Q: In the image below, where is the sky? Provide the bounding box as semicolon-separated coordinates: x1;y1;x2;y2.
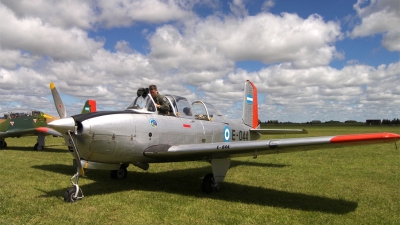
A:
0;0;399;123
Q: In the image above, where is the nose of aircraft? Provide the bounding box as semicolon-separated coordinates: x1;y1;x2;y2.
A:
48;117;75;134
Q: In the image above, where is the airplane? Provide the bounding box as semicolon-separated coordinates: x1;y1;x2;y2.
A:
0;83;96;150
47;81;400;202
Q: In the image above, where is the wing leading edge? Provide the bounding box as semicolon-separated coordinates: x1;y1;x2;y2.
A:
0;127;62;138
143;132;400;162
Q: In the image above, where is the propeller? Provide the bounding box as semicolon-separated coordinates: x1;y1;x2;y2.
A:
49;82;85;178
50;82;67;118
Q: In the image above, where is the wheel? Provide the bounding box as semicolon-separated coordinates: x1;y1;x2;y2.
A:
110;167;127;179
0;141;6;149
34;143;43;150
64;187;82;202
201;173;219;193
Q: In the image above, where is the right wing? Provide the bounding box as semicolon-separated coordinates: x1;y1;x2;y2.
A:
143;132;400;162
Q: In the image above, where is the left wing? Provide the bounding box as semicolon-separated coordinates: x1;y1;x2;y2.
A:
144;132;400;162
0;127;62;138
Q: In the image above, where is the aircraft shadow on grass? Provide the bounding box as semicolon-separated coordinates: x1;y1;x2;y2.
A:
34;164;357;214
230;160;288;168
4;145;67;153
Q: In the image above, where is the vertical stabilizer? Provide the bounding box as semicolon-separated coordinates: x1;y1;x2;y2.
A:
81;100;97;113
242;80;259;128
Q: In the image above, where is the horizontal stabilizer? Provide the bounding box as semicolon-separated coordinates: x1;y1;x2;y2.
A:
250;128;308;134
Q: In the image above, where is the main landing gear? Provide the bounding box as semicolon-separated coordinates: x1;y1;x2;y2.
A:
110;164;129;179
33;143;43;150
201;158;231;194
0;140;7;149
201;173;219;193
34;133;45;150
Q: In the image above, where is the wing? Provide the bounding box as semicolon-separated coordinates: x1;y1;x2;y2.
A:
143;132;400;162
0;127;62;138
250;128;308;134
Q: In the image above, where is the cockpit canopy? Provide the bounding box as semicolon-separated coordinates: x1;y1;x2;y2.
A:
126;87;227;122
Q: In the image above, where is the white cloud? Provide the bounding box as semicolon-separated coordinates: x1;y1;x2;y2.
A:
214;61;400;121
261;0;275;12
0;49;40;69
95;0;194;28
1;0;95;29
149;25;234;84
0;4;104;61
115;41;134;54
229;0;248;17
351;0;400;51
149;12;343;72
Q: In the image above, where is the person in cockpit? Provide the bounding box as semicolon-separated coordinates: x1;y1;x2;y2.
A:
149;84;170;115
183;107;192;116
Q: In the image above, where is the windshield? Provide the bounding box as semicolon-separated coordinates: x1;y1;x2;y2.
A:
126;95;157;113
168;95;192;118
192;101;227;122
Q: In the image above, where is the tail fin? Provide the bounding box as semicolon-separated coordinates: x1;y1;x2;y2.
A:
81;100;96;113
242;80;259;129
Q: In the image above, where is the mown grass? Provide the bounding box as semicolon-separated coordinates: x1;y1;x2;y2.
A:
0;125;399;224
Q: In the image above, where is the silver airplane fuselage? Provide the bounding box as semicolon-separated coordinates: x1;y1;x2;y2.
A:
64;111;260;164
52;93;261;165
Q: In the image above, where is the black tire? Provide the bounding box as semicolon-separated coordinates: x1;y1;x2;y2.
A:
110;167;128;179
34;143;43;151
201;173;215;193
0;141;6;149
64;187;82;202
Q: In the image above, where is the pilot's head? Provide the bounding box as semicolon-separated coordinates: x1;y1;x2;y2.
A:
149;85;158;98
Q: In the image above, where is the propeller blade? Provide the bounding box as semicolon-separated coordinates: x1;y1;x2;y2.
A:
50;82;67;118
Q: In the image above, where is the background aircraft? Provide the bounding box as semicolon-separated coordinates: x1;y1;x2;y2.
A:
0;83;96;150
48;81;400;202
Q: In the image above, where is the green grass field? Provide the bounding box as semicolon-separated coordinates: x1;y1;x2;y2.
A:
0;125;399;224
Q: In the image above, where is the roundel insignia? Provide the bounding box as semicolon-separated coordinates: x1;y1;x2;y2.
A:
223;126;231;142
149;118;158;128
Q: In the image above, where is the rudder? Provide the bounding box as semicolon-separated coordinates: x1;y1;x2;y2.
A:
242;80;259;129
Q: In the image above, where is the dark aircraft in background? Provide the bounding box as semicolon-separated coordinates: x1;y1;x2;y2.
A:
0;83;96;150
48;81;400;202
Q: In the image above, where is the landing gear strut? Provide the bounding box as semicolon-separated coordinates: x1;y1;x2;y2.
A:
34;133;45;150
64;169;84;202
201;158;231;193
64;131;84;202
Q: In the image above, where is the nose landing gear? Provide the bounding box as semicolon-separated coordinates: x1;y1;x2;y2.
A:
64;170;84;202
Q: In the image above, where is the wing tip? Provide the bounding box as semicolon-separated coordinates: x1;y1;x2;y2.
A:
50;82;55;90
330;132;400;143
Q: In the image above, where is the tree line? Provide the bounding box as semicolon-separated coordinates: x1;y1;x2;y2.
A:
382;118;400;125
263;118;399;125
